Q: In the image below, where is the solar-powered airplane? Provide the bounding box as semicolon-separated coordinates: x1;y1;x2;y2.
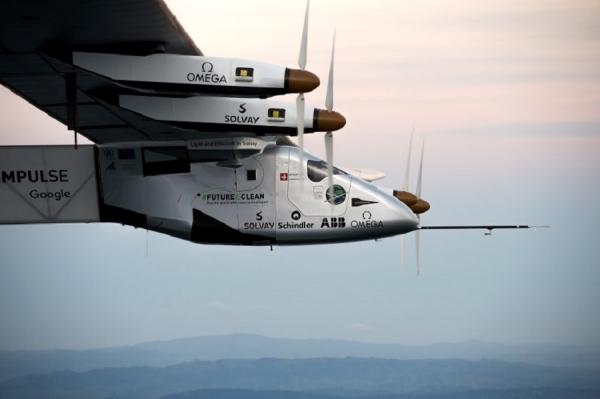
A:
0;0;541;271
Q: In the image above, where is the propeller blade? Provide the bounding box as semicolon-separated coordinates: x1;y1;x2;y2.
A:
414;139;425;276
323;31;336;213
403;130;414;191
325;31;336;111
296;93;305;151
400;128;414;271
415;228;421;276
296;0;309;172
416;139;425;198
400;235;405;269
298;0;310;70
325;131;334;190
325;132;334;214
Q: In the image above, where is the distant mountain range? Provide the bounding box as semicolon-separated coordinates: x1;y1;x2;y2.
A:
160;388;600;399
1;358;599;399
1;334;599;382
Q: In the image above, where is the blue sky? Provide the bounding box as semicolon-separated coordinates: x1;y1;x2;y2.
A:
0;0;599;350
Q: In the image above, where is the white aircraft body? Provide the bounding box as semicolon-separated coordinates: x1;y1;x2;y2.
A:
0;140;417;245
0;0;538;259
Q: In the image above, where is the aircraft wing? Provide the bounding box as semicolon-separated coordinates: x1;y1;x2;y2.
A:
0;0;207;143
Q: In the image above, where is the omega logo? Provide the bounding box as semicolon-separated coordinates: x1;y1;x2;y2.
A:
186;60;227;84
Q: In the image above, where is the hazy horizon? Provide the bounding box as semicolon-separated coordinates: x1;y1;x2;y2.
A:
5;331;600;353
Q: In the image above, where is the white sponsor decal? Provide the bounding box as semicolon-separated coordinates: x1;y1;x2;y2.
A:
243;222;275;230
200;192;268;205
1;169;69;184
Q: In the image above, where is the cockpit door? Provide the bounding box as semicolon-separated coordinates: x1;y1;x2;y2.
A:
286;150;351;217
233;153;276;233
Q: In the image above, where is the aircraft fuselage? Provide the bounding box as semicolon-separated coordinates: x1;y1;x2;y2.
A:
0;140;418;245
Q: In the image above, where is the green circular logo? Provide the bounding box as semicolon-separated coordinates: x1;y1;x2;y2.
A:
326;185;347;205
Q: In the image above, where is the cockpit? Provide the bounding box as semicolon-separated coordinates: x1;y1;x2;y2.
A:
306;160;348;182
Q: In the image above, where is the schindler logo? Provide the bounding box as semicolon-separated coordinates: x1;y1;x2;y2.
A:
1;169;69;184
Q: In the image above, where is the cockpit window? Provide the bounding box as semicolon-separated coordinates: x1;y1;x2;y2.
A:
142;147;190;176
307;160;347;183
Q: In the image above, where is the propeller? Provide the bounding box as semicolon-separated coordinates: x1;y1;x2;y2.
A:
415;139;425;276
296;0;310;154
403;130;414;192
324;31;336;205
394;134;429;275
400;131;414;269
416;139;425;200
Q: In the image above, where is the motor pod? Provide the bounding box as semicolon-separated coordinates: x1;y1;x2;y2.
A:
313;109;346;132
393;190;430;215
286;68;320;93
116;94;345;135
409;199;430;215
70;52;321;98
393;190;418;206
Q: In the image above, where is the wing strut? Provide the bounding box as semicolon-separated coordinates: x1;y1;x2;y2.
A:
65;72;79;149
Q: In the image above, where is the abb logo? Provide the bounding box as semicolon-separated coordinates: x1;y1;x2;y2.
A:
320;217;346;228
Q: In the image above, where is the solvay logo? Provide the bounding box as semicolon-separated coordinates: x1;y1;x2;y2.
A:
225;102;258;124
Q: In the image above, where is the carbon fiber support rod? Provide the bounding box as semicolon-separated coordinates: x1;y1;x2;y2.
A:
65;72;78;149
420;225;547;230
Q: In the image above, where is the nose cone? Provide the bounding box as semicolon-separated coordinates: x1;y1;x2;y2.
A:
347;179;420;240
314;109;346;131
377;197;419;236
378;187;420;234
395;203;420;233
286;68;320;93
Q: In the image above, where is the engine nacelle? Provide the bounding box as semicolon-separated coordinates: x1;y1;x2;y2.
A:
393;190;418;206
410;199;431;214
118;95;346;135
72;52;319;97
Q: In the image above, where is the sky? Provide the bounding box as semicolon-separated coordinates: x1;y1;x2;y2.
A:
0;0;599;350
